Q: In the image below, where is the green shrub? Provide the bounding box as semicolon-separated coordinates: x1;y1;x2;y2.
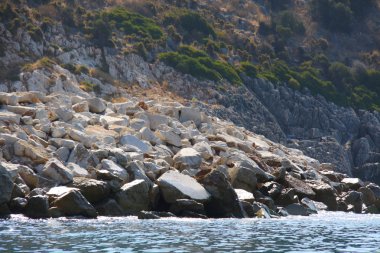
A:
164;10;216;41
276;11;305;35
159;47;242;84
239;62;258;79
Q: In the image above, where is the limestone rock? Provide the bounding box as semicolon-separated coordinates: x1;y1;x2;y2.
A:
0;165;14;205
87;97;106;113
25;195;50;219
197;170;244;218
14;140;50;164
285;203;310;216
119;135;151;153
71;177;110;204
157;170;210;204
173;148;202;171
101;159;129;182
115;179;151;214
52;188;97;218
41;158;73;185
228;166;257;193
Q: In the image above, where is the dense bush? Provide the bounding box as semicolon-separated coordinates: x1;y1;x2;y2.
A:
159;46;241;84
163;10;216;42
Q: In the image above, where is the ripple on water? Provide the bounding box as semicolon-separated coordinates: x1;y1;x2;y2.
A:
1;213;380;253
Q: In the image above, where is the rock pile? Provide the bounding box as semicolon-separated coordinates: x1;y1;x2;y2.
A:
0;91;379;219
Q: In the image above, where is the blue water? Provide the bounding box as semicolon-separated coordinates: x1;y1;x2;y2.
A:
1;212;380;253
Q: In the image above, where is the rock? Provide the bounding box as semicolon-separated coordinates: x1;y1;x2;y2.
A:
10;197;28;213
101;159;129;182
48;207;64;218
55;147;70;162
72;101;89;113
67;163;89;178
285;203;310;216
14;140;50;164
41;158;73;185
197;170;244;218
25;195;50;219
285;175;315;199
193;141;213;160
95;199;124;216
157;170;210;204
0;203;11;219
148;114;169;130
54;107;73;122
341;178;364;190
343;191;363;213
358;187;376;206
52;127;66;138
0;111;21;124
0;165;14;205
309;181;337;211
155;129;182;147
228;166;257;192
87;97;106;113
71;177;110;204
173;148;202;171
140;127;161;145
28;188;47;198
137;211;160;219
235;188;255;203
300;197;318;214
178;107;202;126
275;188;299;206
261;182;283;199
115;179;151;214
126;161;152;185
240;201;256;217
52;189;97;218
169;199;205;216
256;208;271;218
119;135;151;153
18;165;39;189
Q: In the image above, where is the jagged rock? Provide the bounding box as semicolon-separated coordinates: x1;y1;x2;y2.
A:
0;165;14;205
140;127;162;145
228;166;257;192
25;195;50;219
235;188;255;203
52;188;97;218
0;111;21;124
115;179;150;214
87;97;106;113
101;159;129;182
358;186;376;206
71;177;110;204
95;199;124;216
169;199;205;216
148;114;169;130
41;158;73;185
155;129;182;147
126;161;153;185
341;178;364;190
157;170;210;204
178;107;202;126
300;197;318;213
275;188;299;206
193;141;213;160
309;181;337;211
67;163;89;178
285;203;310;216
343;191;363;213
119;135;151;153
14;140;50;163
137;211;160;219
285;175;315;199
72;101;89;113
67;143;93;169
173;148;202;171
197;170;244;218
261;182;283;199
9;197;27;213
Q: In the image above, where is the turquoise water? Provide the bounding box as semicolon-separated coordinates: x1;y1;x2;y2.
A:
1;212;380;253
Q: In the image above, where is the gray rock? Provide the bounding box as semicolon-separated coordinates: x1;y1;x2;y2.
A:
173;148;202;171
10;197;27;213
115;179;151;214
71;177;110;204
341;178;364;190
157;170;210;204
67;144;92;169
95;199;124;216
52;189;97;218
169;199;205;216
41;158;73;185
197;170;244;218
101;159;129;182
228;166;257;193
87;97;106;113
119;135;151;153
285;203;310;216
25;195;50;219
0;165;14;205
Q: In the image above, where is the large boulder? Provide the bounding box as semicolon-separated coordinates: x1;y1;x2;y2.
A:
341;178;364;190
101;159;129;182
343;191;363;213
87;97;106;113
51;189;97;218
119;135;151;153
228;166;257;192
155;129;182;147
157;170;210;204
169;199;205;217
285;203;310;216
95;199;124;216
25;195;50;219
67;144;92;169
115;179;151;214
197;170;244;218
41;158;73;185
14;140;50;164
309;181;337;211
0;165;14;205
173;148;202;171
71;177;110;204
285;175;315;199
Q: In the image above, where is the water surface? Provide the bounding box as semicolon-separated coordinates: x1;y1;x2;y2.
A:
1;212;379;253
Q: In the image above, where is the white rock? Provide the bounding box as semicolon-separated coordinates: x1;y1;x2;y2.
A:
140;127;162;145
87;97;106;113
173;148;202;171
155;129;182;147
41;158;73;185
119;135;152;153
193;141;213;160
67;163;89;178
101;159;129;182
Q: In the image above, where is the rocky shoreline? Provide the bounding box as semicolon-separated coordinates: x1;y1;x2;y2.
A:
1;91;380;220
